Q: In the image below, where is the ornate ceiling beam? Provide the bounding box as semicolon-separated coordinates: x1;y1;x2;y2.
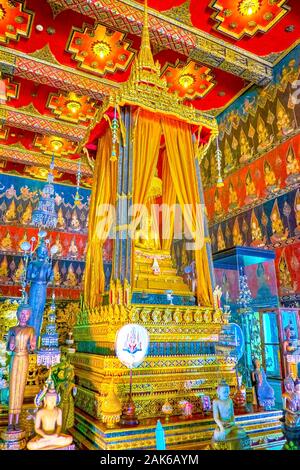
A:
0;46;119;100
0;104;86;142
47;0;273;85
0;144;92;177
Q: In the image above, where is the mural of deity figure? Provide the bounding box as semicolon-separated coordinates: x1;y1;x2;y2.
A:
270;199;288;243
278;250;294;295
0;231;13;252
223;139;235;174
64;264;78;288
257;115;273;153
0;256;8;281
27;238;54;343
228;182;239;210
276;99;294;137
214;190;223;218
20;202;33;225
53;262;61;286
233;219;243;246
68;238;78;259
264;160;279;194
256;263;272;299
244;171;258;205
239;129;253;163
250;210;266;247
286;146;300;185
294;189;300;236
217;225;226;251
56;208;66;230
3;200;17;224
70;210;81;232
13;259;25;283
53;234;63;257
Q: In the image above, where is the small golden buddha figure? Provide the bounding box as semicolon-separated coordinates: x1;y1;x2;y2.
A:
0;231;13;252
239;129;253;163
257;115;273;152
3;200;17;223
68;238;78;258
245;172;258;204
264;161;279;193
233;219;243;246
217;226;226;251
20;202;32;225
286;146;300;185
214;190;223;218
270;200;288;242
135;214;160;251
27;377;73;450
277;99;294;137
228;182;238;210
56;208;66;230
64;264;77;287
70;210;81;231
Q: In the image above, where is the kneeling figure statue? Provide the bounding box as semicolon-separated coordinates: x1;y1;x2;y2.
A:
212;380;250;450
27;375;73;450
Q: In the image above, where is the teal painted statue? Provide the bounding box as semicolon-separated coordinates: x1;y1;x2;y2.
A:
212;380;250;450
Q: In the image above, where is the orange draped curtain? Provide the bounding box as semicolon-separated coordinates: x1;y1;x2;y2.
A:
132;109;162;236
84;127;116;309
161;117;213;307
161;149;176;251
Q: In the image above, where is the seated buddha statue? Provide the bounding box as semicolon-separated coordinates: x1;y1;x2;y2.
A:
135;214;160;251
212;380;250;450
286;146;300;185
0;231;13;252
270;204;288;242
27;378;73;450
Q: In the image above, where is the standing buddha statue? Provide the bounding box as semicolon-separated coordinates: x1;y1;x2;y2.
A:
7;304;36;431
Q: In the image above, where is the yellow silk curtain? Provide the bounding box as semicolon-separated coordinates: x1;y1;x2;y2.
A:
161;149;176;251
132;109;162;235
161;117;213;307
84;127;116;309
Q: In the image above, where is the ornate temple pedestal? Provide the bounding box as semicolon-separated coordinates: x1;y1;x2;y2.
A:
70;408;285;450
73;304;236;420
0;429;27;450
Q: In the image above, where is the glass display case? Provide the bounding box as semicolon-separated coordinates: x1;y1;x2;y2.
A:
213;247;283;405
213;246;279;310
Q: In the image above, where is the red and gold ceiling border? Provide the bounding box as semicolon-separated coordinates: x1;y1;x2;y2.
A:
47;0;273;85
2;75;19;100
47;91;98;124
209;0;290;40
0;143;92;176
33;134;78;157
0;0;34;45
161;59;215;101
67;23;135;76
0;103;86;141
